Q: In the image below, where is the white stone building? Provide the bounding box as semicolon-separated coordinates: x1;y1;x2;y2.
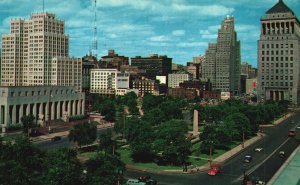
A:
1;12;82;91
168;73;192;88
90;69;130;95
0;86;85;132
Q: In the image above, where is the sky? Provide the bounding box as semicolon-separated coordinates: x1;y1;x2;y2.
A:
0;0;299;67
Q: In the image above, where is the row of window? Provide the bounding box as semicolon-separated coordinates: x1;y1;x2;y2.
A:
262;43;293;49
261;49;293;55
261;82;293;87
10;89;75;97
261;56;293;62
261;62;293;68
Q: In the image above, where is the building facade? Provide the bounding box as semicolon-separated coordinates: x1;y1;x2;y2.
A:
258;0;300;103
168;73;192;88
241;62;258;79
1;12;82;91
203;16;241;94
132;79;159;97
0;86;85;132
82;55;98;93
99;50;129;70
131;54;172;80
90;69;130;95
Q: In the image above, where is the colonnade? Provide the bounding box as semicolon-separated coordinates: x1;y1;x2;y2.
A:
0;99;85;126
262;21;295;35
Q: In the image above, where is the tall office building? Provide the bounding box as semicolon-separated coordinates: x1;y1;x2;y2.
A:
1;12;82;91
258;0;300;104
203;16;241;94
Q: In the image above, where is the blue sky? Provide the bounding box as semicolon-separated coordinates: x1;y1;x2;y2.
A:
0;0;299;67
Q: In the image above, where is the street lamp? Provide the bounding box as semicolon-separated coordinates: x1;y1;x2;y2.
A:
115;168;123;185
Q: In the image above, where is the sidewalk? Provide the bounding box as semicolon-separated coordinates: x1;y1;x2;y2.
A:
187;134;264;173
267;145;300;185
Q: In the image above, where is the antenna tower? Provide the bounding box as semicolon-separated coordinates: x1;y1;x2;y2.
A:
92;0;98;59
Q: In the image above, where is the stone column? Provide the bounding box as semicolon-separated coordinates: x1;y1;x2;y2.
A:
72;100;76;116
51;102;55;120
12;105;16;125
19;104;23;123
3;105;9;133
39;103;43;115
33;103;37;120
67;101;71;117
26;104;30;116
77;100;81;115
81;100;85;115
57;101;61;119
193;110;199;136
62;101;66;113
45;102;49;121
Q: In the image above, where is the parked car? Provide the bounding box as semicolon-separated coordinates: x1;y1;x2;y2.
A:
208;164;221;176
254;148;263;152
244;155;252;163
138;176;151;182
138;176;157;185
126;179;146;185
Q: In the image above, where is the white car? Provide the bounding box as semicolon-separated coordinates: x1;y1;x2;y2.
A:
254;148;264;152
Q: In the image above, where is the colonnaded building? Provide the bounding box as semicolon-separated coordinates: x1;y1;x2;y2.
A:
0;86;85;132
258;0;300;104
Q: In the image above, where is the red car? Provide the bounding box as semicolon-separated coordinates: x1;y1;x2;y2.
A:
208;165;221;176
288;130;296;137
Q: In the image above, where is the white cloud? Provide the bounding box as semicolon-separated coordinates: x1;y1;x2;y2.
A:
172;30;185;36
148;35;171;42
171;3;234;16
176;42;207;47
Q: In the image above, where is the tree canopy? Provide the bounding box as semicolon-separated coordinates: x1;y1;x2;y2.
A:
68;122;97;148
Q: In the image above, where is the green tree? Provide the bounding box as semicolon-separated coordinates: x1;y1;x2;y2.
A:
224;113;251;140
98;129;115;155
153;120;191;166
68;122;97;148
21;114;35;137
0;136;44;185
99;99;116;122
42;148;83;185
129;122;154;162
200;125;218;154
142;93;164;113
84;153;125;185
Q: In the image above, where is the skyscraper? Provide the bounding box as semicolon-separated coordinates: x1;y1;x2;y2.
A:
258;0;300;103
1;12;82;91
203;16;241;94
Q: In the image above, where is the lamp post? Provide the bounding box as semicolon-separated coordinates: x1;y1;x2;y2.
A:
115;168;123;185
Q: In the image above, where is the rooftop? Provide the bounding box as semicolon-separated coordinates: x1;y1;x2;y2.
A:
266;0;295;15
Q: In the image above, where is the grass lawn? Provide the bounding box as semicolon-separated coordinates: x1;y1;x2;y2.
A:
77;140;242;171
117;148;182;170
